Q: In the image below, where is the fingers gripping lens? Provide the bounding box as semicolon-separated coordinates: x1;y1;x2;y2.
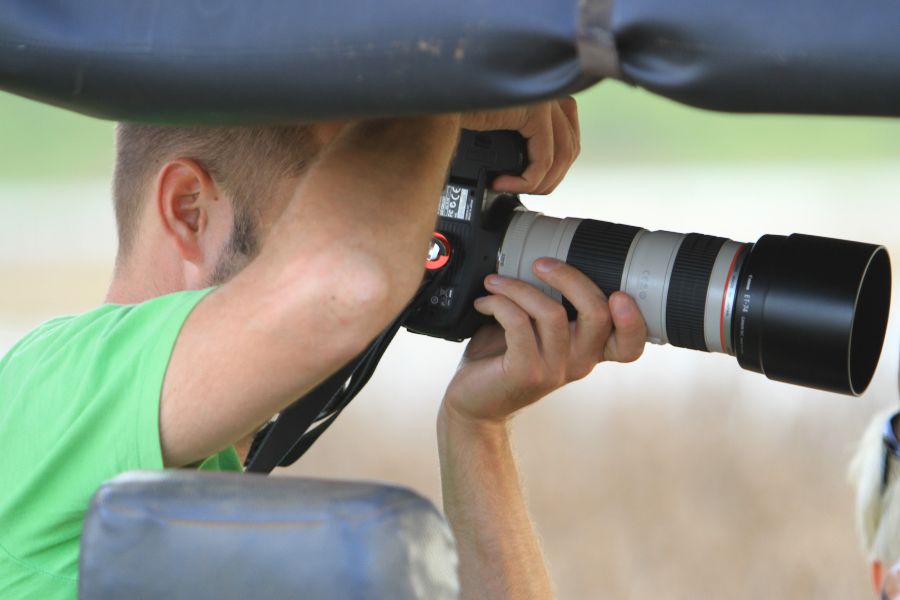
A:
497;211;891;395
404;131;892;397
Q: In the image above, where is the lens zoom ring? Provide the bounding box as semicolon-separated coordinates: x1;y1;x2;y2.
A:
666;234;727;351
566;220;641;295
563;221;641;320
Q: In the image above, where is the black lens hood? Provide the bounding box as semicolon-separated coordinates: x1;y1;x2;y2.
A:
734;234;891;395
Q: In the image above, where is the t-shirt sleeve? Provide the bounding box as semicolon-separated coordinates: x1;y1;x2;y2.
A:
61;288;219;487
31;287;218;479
0;288;217;581
124;288;218;470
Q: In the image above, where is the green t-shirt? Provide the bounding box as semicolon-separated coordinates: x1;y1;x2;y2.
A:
0;289;241;599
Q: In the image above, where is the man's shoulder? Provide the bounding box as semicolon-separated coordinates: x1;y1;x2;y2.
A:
0;313;79;368
0;289;216;588
2;304;127;366
1;289;215;370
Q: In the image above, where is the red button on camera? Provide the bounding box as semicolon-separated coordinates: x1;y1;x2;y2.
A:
425;232;451;271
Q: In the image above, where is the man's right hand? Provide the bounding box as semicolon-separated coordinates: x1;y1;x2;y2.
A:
462;98;581;195
315;98;582;196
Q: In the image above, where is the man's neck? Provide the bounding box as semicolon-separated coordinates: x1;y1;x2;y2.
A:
105;249;188;305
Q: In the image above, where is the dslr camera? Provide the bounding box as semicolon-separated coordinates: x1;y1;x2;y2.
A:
403;130;892;396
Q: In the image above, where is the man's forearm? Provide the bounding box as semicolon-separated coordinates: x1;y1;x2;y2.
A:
278;117;460;302
160;117;463;465
437;406;553;600
235;116;462;384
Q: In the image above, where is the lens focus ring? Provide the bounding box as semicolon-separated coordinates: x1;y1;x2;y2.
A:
666;234;727;351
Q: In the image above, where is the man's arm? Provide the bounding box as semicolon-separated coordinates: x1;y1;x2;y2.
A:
160;116;462;467
159;101;580;468
438;260;647;598
438;412;553;598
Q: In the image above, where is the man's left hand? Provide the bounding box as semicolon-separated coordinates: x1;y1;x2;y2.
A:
441;257;647;427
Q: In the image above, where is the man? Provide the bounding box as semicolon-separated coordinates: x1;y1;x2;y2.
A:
852;408;900;598
0;101;648;599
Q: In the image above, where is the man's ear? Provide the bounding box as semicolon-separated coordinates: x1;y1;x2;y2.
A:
155;158;219;264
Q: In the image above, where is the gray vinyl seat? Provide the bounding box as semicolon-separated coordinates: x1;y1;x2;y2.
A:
78;471;459;599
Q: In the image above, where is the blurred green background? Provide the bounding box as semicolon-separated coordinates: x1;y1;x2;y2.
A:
2;80;900;186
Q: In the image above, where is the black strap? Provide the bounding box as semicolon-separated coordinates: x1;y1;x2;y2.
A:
244;420;275;466
276;409;343;466
273;315;406;468
244;356;364;473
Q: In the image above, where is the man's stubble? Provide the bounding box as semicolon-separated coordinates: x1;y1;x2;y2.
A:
208;203;259;286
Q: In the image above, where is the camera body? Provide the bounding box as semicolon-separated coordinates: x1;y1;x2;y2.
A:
403;130;528;341
403;130;890;395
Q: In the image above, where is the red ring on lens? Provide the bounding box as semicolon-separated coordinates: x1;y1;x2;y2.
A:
719;245;744;353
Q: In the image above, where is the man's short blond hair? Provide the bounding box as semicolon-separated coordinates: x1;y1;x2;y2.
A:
851;407;900;564
112;123;315;258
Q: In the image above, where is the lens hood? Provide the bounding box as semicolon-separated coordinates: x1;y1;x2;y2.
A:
734;234;891;395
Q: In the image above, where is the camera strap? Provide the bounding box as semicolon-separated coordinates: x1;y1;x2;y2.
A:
243;355;364;473
244;271;445;474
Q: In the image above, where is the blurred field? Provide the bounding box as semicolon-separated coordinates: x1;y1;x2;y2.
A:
285;170;900;599
2;84;900;599
3;81;900;182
